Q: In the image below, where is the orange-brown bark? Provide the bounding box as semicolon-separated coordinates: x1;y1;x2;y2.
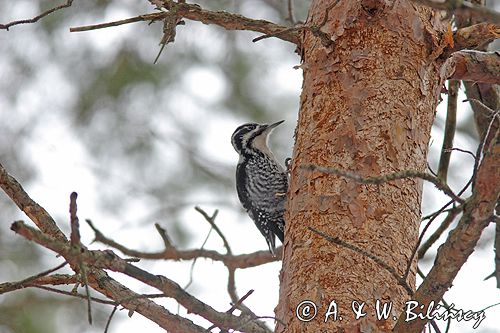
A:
441;50;500;84
276;1;448;332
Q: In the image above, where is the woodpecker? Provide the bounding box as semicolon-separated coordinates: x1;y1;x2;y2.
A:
231;121;288;255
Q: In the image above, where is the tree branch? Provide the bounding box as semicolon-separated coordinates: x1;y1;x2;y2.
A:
411;0;500;24
303;165;465;203
418;205;462;259
85;218;281;268
195;206;232;255
10;221;272;333
451;22;500;54
441;50;500;84
437;80;459;182
70;12;167;32
0;162;67;241
1;161;274;332
393;127;500;333
69;192;81;245
0;0;74;30
158;0;300;45
0;261;67;294
70;2;300;45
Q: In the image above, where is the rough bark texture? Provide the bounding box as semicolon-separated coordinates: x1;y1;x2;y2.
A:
276;1;447;332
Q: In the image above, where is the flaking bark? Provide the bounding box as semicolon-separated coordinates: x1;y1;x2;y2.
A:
277;1;448;332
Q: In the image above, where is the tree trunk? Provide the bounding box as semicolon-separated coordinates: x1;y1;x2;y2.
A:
277;1;448;332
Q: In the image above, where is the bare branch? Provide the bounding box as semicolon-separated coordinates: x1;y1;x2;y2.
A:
411;0;500;24
104;305;118;333
0;0;73;30
154;13;185;63
0;162;67;241
70;192;91;325
85;218;280;268
0;162;259;332
70;12;167;32
70;3;299;45
437;80;459;182
473;109;500;189
161;0;299;45
91;269;210;333
407;163;474;278
253;3;334;47
154;222;174;248
184;217;213;290
10;221;272;333
192;207;260;319
228;289;254;314
418;205;462;259
447;147;477;159
69;192;80;245
451;23;500;53
32;285;116;305
441;50;500;84
393;127;500;332
466;98;497;115
303;164;465;203
287;0;296;25
0;261;67;294
195;206;232;255
208;289;257;331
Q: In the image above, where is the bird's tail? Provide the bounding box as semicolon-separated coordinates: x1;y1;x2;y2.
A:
266;233;277;257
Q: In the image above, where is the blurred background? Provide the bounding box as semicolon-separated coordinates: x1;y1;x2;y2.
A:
0;1;498;332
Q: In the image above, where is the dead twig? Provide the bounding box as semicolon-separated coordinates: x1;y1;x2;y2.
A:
70;12;166;32
31;285;115;305
0;0;74;30
195;206;232;255
104;305;119;333
437;80;459;182
287;0;296;25
155;222;173;248
473;109;500;189
207;289;255;331
418;205;462;259
69;192;80;245
0;261;68;294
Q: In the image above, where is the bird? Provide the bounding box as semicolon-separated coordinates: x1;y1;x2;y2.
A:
231;120;288;255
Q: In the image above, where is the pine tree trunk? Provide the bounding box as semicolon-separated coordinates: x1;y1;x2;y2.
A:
276;1;448;332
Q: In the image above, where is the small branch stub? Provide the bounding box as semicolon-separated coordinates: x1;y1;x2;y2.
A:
70;192;80;245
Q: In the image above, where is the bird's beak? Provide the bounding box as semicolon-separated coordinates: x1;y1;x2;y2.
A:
266;120;285;129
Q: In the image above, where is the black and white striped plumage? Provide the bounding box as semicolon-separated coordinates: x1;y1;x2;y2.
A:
231;121;288;255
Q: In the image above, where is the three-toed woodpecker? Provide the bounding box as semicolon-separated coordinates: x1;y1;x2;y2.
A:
231;121;288;255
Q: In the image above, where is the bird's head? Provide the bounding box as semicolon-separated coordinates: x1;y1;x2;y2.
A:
231;120;284;157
